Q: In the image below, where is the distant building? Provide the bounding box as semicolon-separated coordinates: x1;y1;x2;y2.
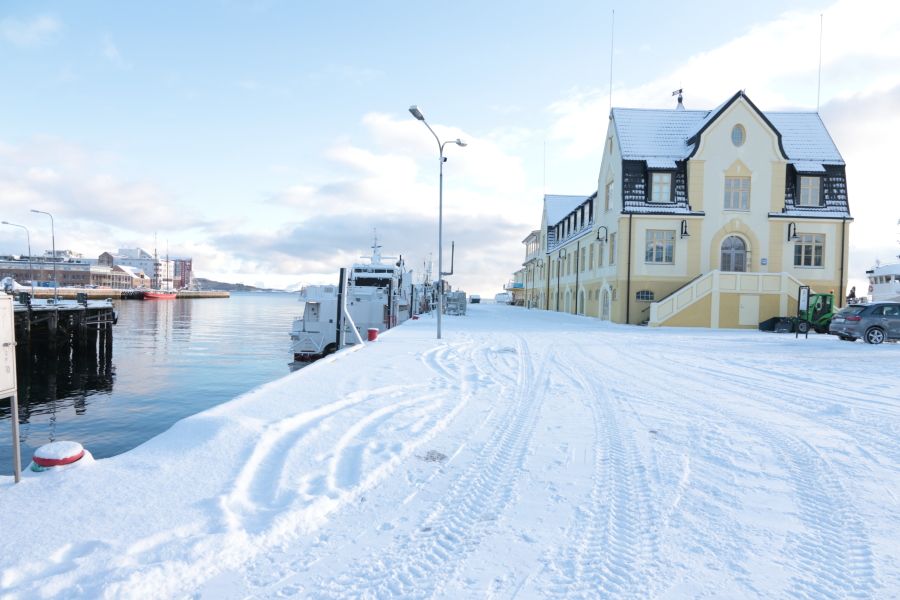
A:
113;248;156;282
518;90;851;328
173;258;193;290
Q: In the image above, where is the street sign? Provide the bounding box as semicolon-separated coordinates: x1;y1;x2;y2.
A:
1;296;16;396
1;295;21;482
796;286;811;340
798;286;810;312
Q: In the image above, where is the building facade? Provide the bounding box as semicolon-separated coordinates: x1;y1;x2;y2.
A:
521;91;851;328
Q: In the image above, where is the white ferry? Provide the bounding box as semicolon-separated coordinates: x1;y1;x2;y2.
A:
290;240;413;362
866;261;900;303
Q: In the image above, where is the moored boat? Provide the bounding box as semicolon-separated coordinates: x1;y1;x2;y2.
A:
290;238;412;362
866;262;900;303
143;289;177;300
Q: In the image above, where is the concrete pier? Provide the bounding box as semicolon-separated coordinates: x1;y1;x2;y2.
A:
12;294;116;349
25;288;230;300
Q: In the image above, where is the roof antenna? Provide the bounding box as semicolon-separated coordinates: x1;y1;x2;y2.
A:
672;88;684;111
608;9;615;113
816;13;824;112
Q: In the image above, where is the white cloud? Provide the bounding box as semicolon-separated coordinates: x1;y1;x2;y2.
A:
0;137;203;257
256;112;542;292
102;34;131;70
0;15;60;48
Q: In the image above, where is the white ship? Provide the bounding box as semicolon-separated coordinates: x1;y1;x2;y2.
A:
290;239;413;362
865;221;900;303
866;262;900;303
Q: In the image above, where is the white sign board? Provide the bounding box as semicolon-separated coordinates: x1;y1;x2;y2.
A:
1;295;17;397
798;286;810;313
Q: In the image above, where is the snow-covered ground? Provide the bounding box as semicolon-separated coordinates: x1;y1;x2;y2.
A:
1;304;898;599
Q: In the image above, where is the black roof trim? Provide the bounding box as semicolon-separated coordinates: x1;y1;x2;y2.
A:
767;213;854;221
686;90;789;160
618;211;707;217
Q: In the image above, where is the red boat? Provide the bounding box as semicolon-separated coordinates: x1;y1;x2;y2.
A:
143;290;177;300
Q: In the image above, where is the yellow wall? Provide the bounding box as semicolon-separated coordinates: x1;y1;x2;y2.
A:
662;295;712;328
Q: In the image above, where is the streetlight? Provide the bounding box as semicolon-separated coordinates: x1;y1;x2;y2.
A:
409;105;466;340
787;221;800;242
30;209;57;302
2;221;34;296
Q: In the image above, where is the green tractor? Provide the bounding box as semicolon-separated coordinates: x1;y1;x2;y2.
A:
796;292;835;334
759;292;836;334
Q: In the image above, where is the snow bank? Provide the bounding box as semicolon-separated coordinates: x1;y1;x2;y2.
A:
1;305;898;598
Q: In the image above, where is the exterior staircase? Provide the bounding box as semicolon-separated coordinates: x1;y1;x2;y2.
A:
648;271;807;328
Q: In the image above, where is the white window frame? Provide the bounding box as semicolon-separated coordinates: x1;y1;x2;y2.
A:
645;230;675;264
794;233;825;267
798;176;822;207
724;176;750;210
650;172;672;203
731;124;746;147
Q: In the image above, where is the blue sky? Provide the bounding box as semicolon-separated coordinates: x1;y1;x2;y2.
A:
1;0;898;293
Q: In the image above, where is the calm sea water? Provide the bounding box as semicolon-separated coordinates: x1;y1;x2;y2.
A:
0;292;304;476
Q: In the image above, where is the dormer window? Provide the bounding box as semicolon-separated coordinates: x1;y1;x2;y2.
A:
798;176;822;206
650;172;672;203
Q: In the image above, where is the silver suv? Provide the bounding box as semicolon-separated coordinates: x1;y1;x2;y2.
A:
829;302;900;344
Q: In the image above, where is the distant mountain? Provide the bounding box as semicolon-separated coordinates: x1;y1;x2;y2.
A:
194;278;279;292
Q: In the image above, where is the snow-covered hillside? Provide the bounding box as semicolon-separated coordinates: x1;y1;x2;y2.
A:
1;304;897;598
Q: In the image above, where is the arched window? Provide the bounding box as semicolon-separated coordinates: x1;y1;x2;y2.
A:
721;236;747;272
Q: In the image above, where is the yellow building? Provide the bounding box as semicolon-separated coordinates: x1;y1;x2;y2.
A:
522;90;852;328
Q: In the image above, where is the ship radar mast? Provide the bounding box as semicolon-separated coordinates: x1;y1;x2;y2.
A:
362;228;397;265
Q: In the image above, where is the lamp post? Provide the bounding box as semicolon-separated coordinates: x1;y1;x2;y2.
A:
409;105;466;340
30;209;57;302
2;221;34;296
787;221;800;242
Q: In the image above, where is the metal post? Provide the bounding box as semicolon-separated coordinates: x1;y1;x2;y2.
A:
438;150;444;339
2;221;34;296
336;268;346;350
11;392;21;483
31;210;57;302
408;105;465;340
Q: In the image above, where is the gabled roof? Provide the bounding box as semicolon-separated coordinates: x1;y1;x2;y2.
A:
611;91;844;167
544;194;592;225
116;264;147;277
612;109;706;162
766;112;844;164
521;230;540;244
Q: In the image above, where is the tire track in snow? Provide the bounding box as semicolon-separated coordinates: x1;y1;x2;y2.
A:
306;336;551;599
633;337;900;469
761;429;877;599
540;350;661;599
219;384;450;535
613;342;878;597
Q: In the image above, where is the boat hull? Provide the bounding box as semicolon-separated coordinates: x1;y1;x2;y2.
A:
143;290;177;300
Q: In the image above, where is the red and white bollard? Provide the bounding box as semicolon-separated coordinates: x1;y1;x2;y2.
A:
28;441;94;473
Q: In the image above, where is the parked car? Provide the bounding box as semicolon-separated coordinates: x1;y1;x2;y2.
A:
828;302;900;344
494;292;513;305
469;295;481;304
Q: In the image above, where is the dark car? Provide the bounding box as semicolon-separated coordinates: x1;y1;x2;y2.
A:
828;302;900;344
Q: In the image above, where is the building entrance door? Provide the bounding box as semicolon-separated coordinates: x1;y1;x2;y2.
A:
721;236;747;272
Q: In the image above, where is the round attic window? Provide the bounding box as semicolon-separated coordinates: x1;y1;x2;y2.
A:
731;124;746;147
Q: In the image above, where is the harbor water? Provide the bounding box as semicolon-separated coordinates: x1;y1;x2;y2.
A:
0;292;304;476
